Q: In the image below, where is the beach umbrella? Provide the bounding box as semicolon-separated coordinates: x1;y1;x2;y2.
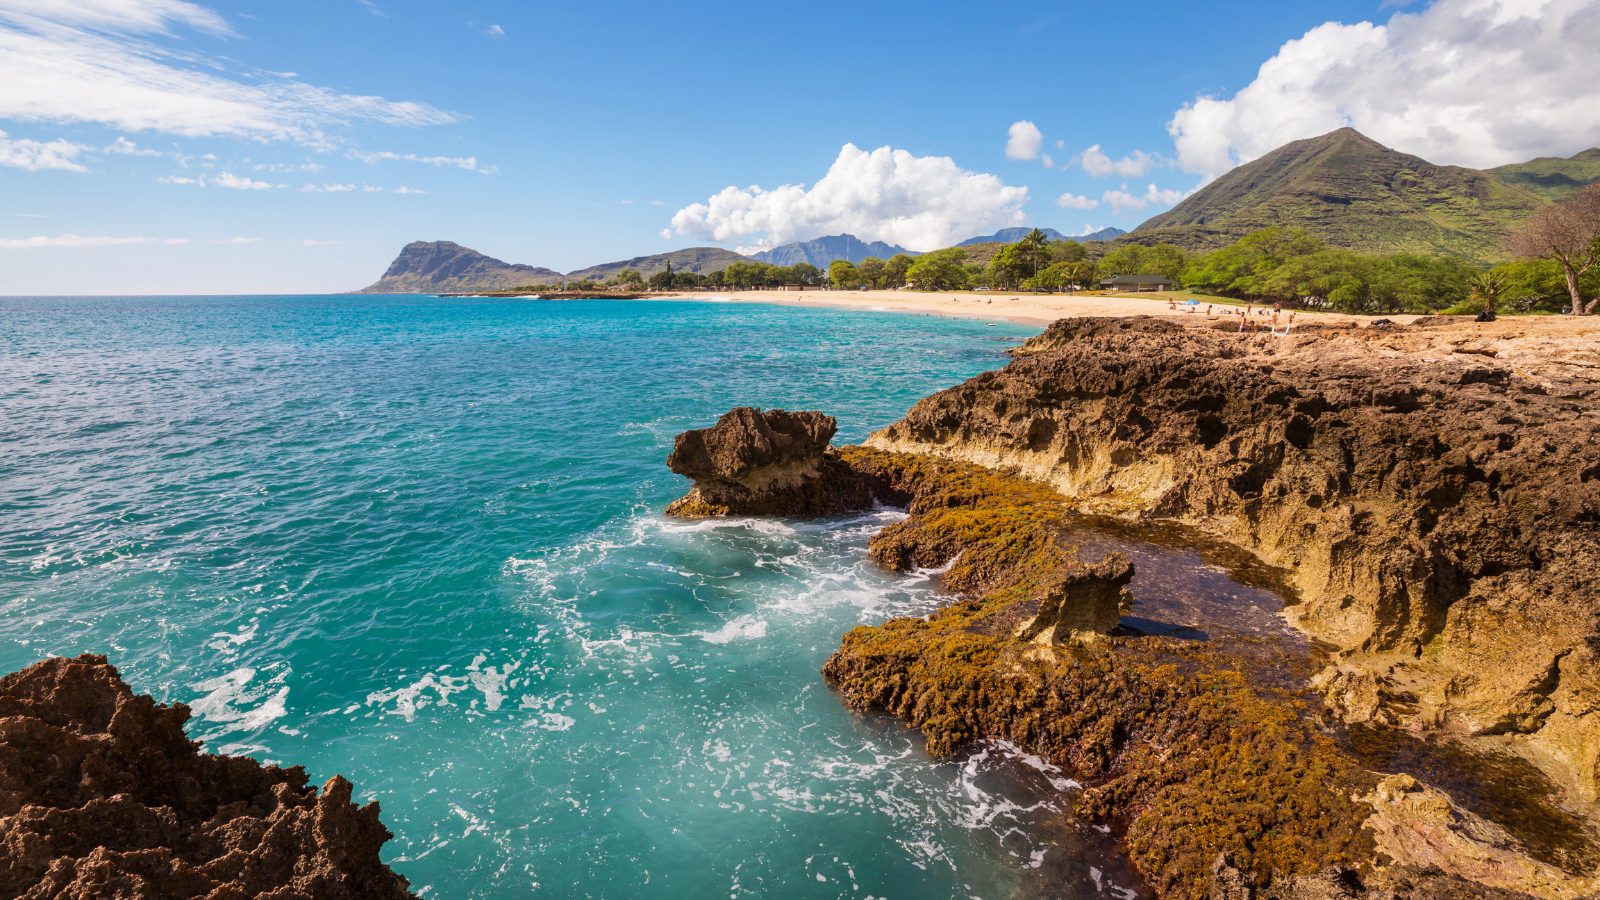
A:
1184;299;1199;305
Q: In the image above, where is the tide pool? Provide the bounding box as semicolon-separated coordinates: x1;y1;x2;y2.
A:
0;296;1141;897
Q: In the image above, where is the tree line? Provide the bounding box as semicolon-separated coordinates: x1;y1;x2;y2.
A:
580;185;1600;314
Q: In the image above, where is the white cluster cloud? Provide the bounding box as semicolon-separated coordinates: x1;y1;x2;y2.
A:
0;0;453;145
669;143;1028;253
1055;192;1098;210
0;129;88;171
1170;0;1600;180
1079;144;1160;178
1102;184;1189;216
1005;120;1043;161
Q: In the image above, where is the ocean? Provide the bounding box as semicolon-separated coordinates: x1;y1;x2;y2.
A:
0;295;1141;898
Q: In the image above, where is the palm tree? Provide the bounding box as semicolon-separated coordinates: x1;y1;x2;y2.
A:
1469;271;1506;319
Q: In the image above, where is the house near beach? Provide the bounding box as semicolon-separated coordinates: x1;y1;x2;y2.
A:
1100;274;1174;292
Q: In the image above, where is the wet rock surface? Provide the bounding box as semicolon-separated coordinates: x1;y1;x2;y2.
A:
869;316;1600;806
0;654;412;899
664;407;871;517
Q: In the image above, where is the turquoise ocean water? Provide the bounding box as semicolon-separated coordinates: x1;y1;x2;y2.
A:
0;296;1141;898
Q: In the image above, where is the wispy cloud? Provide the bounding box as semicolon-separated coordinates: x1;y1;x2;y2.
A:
0;232;261;248
0;1;454;146
0;234;154;249
356;0;386;17
349;149;496;173
213;170;275;190
485;23;504;37
298;181;424;194
158;171;282;189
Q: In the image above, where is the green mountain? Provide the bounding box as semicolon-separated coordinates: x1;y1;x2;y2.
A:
1488;148;1600;202
357;240;562;293
1131;128;1548;263
565;247;753;282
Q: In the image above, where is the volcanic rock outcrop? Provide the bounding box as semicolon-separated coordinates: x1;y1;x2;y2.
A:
664;407;871;517
0;654;412;899
868;316;1600;803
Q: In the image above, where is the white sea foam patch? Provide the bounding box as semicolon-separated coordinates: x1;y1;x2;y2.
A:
696;614;768;644
655;516;796;537
189;665;290;738
366;672;471;722
206;621;259;654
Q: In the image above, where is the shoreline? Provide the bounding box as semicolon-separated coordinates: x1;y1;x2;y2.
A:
662;287;1427;328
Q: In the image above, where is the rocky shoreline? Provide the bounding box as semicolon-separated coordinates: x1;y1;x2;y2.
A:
0;655;412;899
664;314;1600;898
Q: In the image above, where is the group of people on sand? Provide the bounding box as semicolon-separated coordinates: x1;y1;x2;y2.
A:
1167;298;1294;335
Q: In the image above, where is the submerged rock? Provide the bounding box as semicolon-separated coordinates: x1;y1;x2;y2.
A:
0;654;412;899
664;407;871;517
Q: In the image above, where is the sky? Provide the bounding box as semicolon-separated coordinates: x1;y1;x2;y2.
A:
0;0;1596;294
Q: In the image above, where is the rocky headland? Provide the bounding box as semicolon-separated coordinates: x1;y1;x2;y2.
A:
0;654;411;899
666;315;1600;898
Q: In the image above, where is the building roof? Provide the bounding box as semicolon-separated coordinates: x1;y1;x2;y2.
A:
1100;274;1174;284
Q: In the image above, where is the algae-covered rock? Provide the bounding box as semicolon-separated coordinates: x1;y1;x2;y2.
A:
869;315;1600;804
664;407;871;517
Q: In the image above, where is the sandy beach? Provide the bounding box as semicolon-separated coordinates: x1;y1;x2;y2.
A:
665;288;1418;327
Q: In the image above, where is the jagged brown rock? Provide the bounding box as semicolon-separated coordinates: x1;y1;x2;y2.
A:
664;407;871;516
869;316;1600;805
0;654;412;899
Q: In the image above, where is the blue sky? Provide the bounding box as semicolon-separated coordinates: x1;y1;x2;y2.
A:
1;0;1595;293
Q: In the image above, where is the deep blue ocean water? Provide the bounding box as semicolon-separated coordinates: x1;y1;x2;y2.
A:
0;295;1142;898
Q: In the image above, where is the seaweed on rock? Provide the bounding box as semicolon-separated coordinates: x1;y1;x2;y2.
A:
825;448;1377;897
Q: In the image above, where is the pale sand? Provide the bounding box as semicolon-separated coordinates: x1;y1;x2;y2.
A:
662;288;1416;328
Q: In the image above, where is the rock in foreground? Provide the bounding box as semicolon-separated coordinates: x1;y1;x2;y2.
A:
0;654;412;899
665;407;870;517
872;316;1600;806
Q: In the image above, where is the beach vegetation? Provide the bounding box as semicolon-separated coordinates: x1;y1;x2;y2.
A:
1507;183;1600;314
905;248;971;291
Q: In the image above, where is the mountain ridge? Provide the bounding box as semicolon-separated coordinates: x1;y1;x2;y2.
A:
958;226;1125;246
1487;147;1600;202
752;234;913;267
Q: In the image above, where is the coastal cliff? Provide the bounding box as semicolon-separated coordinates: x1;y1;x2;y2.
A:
667;316;1600;898
867;316;1600;807
0;655;411;899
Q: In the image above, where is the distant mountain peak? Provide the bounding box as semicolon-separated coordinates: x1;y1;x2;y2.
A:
1130;126;1547;263
752;234;914;268
359;240;560;293
957;226;1124;246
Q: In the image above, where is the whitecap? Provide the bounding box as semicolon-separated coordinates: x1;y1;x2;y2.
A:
696;614;767;644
